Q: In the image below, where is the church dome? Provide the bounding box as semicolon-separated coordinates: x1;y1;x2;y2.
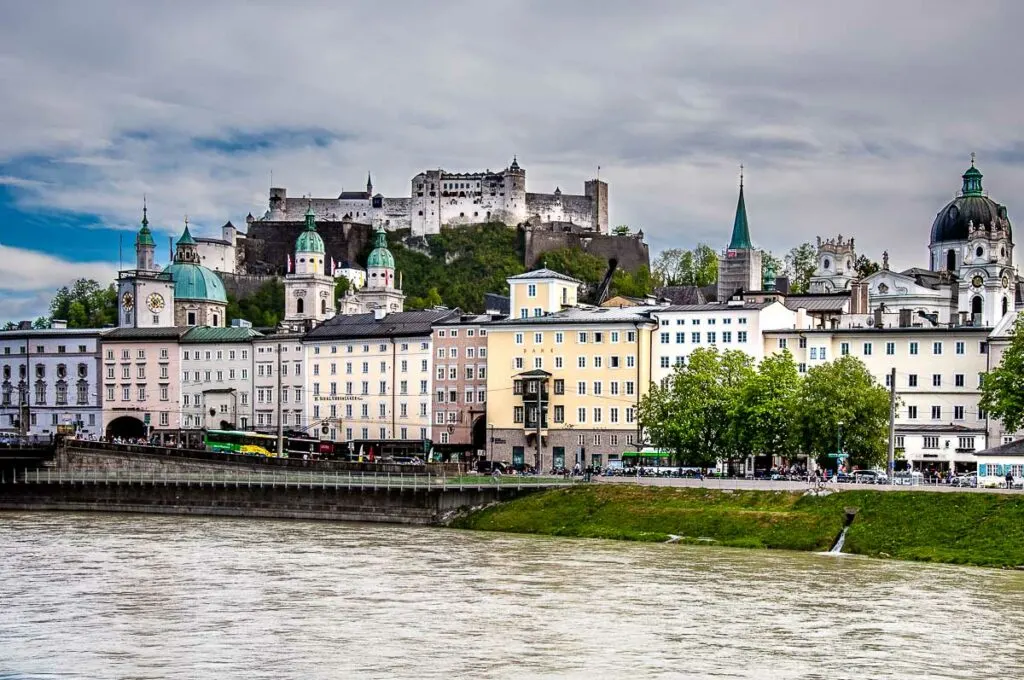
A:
296;206;326;253
367;227;394;269
161;263;227;303
930;162;1011;244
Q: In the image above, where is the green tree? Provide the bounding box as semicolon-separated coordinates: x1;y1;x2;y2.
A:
540;246;607;286
737;350;801;460
226;278;285;327
980;314;1024;434
407;286;443;311
652;245;718;287
784;242;818;293
610;266;657;299
796;356;891;470
854;254;880;278
612;225;632;236
334;276;351;301
46;279;118;328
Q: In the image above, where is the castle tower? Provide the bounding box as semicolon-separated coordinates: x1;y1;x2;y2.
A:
584;178;609;233
808;235;858;293
717;169;762;301
284;206;336;325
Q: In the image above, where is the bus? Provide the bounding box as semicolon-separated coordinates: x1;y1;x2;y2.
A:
205;430;279;457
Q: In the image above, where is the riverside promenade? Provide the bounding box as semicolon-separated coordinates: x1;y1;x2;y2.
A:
597;475;1021;494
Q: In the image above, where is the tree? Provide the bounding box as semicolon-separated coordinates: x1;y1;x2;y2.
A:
46;278;118;328
761;251;784;286
652;244;718;287
540;247;607;286
226;278;285;327
783;242;817;293
407;286;443;311
854;254;880;279
334;276;351;301
610;266;657;299
737;350;801;460
796;356;891;470
612;225;632;236
980;314;1024;434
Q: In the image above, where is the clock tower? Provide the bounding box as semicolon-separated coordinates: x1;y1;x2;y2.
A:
116;205;176;328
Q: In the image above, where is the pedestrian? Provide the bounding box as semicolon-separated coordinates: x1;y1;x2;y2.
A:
1006;470;1014;489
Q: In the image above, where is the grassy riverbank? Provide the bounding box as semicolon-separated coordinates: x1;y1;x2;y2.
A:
452;485;1024;568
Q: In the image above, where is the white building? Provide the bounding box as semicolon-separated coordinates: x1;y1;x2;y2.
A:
194;221;244;275
283;206;336;326
252;331;306;436
0;326;105;439
302;309;456;444
178;325;260;444
338;226;405;315
763;325;992;472
651;300;802;385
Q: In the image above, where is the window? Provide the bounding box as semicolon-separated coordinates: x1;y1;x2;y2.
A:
660;356;670;368
954;405;965;420
627;331;636;342
609;356;620;369
611;331;619;343
515;333;524;345
534;332;543;344
513;406;524;424
577;407;587;424
626;408;636;423
737;331;748;343
577;381;587;396
691;332;700;344
707;332;717;344
533;357;543;369
527;284;536;297
885;374;892;388
578;332;587;344
980;342;988;354
840;342;849;356
555;332;564;344
955;374;965;387
933;342;943;355
931;406;941;420
674;332;684;344
798;363;807;373
778;338;787;349
885;342;895;356
625;381;635;395
610;407;619;423
863;342;872;356
932;374;942;387
577;356;587;369
955;341;965;355
553;405;564;423
798;337;807;349
810;347;817;360
593;408;602;423
923;436;939;449
553;379;565;395
958;436;975;450
722;332;732;343
908;374;918;387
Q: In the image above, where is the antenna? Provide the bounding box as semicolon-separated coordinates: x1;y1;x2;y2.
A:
740;164;744;188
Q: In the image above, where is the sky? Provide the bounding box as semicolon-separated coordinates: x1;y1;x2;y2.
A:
2;0;1023;321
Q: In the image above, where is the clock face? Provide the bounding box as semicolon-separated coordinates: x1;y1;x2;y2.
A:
1002;275;1010;289
147;293;165;312
972;275;984;288
121;291;135;311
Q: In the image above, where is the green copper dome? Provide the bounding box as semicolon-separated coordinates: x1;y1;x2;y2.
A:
177;225;197;246
295;206;326;254
136;206;155;247
161;262;228;303
367;227;394;269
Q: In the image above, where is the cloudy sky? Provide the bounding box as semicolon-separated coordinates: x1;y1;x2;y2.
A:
1;0;1023;320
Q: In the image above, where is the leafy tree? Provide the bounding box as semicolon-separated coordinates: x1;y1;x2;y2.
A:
32;316;49;329
334;276;351;301
854;254;880;279
540;247;607;286
784;242;817;293
226;278;285;328
610;266;656;299
737;350;801;460
652;245;718;287
407;286;443;311
612;225;632;236
46;279;118;328
980;314;1024;434
2;322;16;330
796;356;891;470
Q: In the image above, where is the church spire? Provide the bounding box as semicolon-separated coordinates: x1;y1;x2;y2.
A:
366;171;373;195
728;166;752;250
961;153;984;197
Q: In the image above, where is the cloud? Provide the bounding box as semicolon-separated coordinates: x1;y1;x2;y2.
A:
0;0;1023;292
0;244;119;321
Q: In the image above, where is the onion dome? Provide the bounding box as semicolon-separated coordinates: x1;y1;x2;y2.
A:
367;226;394;269
930;159;1011;244
295;205;326;253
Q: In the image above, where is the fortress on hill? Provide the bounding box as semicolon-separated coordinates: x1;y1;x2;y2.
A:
258;157;609;236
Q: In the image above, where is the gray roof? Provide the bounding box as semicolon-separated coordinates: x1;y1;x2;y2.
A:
508;268;581;284
657;302;773;313
305;309;458;340
764;325;992;335
655;285;707;306
435;311;504;326
783;294;849;313
491;306;656;327
895;424;986;434
0;327;109;339
976;438;1024;456
484;293;510;315
102;327;190;341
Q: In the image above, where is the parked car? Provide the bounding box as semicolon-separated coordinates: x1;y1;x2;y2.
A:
852;469;888;484
836;471;856;483
893;470;924;486
952;473;978;488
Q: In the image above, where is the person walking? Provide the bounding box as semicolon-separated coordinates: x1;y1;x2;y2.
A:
1006;470;1014;489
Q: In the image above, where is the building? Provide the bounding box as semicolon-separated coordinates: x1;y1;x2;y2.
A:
763;325;991;472
650;300;801;385
178;325;261;445
808;235;858;294
717;172;762;302
507;268;580;320
283;207;336;326
100;327;188;443
337;226;405;315
194;221;244;274
259;158;608;237
432;312;500;456
252;331;306;436
302;309;456;445
0;326;105;439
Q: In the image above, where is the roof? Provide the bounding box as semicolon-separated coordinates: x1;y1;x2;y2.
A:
895;424;986;434
366;227;394;269
162;262;228;303
181;326;263;343
976;438;1024;456
655;285;707;306
194;237;231;246
177;226;197;246
517;369;552;378
508;268;581;284
783;294;849;313
991;310;1022;338
305;309;458;340
764;325;992;335
930;163;1011;244
102;327;190;341
728;181;752;250
0;327;108;339
656;302;773;313
490;306;656;327
435;311;504;326
484;293;510;315
338;191;371;200
296;209;326;254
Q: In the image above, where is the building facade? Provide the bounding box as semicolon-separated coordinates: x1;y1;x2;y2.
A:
178;326;261;444
252;331;306;436
432;313;497;454
100;327;187;443
283;207;336;326
0;327;105;439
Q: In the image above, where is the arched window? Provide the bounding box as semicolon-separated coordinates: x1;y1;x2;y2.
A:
321;299;327;314
976;246;984;258
823;259;830;270
1003;297;1009;316
946;250;957;271
213;314;219;327
972;296;983;315
296;298;304;314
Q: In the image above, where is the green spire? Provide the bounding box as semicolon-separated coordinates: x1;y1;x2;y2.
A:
304;203;316;230
961;153;983;196
136;201;155;247
177;222;196;246
728;168;752;250
367;226;395;269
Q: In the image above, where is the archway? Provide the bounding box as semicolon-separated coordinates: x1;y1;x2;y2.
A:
472;415;487;454
106;415;146;440
946;250;957;272
296;298;304;314
972;296;983;315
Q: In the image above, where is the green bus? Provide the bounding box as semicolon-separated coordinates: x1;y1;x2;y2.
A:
205;430;279;457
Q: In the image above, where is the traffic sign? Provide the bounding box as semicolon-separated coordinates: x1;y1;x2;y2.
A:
828;453;849;458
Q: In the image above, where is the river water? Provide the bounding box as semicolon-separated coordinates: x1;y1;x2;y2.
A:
2;513;1023;679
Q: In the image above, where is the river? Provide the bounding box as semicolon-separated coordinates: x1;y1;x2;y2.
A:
1;513;1022;679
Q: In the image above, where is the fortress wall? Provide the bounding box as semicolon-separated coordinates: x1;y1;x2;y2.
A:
522;227;650;272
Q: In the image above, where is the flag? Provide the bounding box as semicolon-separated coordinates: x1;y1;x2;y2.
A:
330;257;335;275
287;254;292;272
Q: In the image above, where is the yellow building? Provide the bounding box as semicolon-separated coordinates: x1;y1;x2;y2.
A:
508;268;579;319
487;270;656;470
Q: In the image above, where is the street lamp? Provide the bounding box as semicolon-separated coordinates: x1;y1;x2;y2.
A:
837;420;844;478
488;423;494;465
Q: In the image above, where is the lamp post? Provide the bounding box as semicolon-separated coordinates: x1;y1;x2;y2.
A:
836;420;844;478
488;423;494;465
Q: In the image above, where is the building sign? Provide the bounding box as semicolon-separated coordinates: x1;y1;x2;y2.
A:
313;395;363;402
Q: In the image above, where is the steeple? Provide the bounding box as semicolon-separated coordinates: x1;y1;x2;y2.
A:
728;166;752;251
961;153;984;197
304;203;316;230
135;198;156;270
366;171;373;195
174;217;199;263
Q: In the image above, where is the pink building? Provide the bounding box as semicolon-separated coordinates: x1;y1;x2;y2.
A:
432;313;498;460
101;327;187;443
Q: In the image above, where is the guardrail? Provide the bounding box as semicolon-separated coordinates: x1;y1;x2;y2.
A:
1;467;580;492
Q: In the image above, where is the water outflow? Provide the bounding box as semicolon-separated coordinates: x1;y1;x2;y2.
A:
829;526;849;554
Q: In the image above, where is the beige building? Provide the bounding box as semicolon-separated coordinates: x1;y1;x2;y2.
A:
432;313;499;457
507;268;579;320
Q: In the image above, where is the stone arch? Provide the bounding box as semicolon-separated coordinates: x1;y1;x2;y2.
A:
946;249;957;271
972;295;983;315
296;297;304;314
106;415;146;439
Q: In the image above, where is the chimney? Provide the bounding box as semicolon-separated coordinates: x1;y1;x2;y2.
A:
849;281;868;315
873;307;884;328
898;308;912;328
50;319;67;330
